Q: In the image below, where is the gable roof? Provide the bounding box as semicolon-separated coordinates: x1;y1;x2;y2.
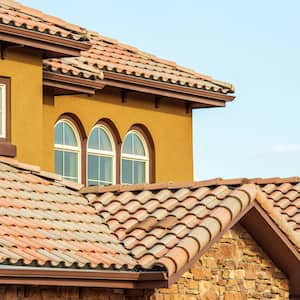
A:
0;157;298;289
0;0;90;57
83;178;300;280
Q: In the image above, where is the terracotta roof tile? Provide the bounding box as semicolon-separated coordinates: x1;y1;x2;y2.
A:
43;30;235;94
0;159;298;277
0;0;87;41
0;157;138;270
89;183;258;275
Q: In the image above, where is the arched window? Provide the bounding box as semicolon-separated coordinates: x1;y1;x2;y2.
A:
54;119;81;182
121;131;149;184
87;126;115;186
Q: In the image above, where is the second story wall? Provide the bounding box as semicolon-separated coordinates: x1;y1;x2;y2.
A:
43;87;193;184
0;48;43;166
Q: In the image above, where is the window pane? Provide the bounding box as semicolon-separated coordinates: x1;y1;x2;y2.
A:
122;159;133;184
100;128;112;151
63;151;78;180
134;161;145;184
133;133;145;156
54;122;63;145
100;156;112;184
54;150;63;175
88;128;99;149
88;155;99;182
122;133;133;154
63;123;78;146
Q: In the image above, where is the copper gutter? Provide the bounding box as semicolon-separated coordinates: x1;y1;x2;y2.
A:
0;266;168;289
0;24;90;58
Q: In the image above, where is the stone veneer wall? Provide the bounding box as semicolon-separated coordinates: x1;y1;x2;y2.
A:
0;225;289;300
152;224;289;300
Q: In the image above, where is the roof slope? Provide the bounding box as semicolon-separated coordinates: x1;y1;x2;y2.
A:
0;157;137;270
0;157;298;283
84;182;258;276
44;31;235;94
84;178;300;277
0;0;86;41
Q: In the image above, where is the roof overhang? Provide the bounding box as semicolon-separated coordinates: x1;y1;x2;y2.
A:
43;71;104;96
42;70;235;107
0;24;90;58
102;71;235;108
0;266;168;289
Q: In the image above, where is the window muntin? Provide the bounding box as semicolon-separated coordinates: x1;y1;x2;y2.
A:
121;131;149;184
87;126;115;186
0;83;6;138
54;120;81;183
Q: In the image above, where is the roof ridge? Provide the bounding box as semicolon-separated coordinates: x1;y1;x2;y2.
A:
80;176;300;194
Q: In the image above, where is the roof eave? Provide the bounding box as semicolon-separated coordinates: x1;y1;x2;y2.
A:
102;71;235;108
43;71;104;96
0;24;90;58
0;266;168;289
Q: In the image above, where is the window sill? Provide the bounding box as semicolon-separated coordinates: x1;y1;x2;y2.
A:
0;141;16;157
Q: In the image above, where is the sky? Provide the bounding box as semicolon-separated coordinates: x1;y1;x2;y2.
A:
22;0;300;180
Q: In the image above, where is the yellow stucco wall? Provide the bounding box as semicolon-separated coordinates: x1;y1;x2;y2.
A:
0;48;193;184
0;49;44;166
43;88;193;183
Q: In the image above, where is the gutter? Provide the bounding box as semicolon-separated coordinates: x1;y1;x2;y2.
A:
0;266;168;289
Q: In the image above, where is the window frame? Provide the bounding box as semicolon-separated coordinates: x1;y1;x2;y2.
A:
54;119;82;183
87;125;116;186
0;77;11;142
121;130;150;184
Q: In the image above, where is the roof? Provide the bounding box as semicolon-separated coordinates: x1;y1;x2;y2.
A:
0;0;90;58
85;182;258;277
0;157;138;270
0;0;86;41
44;31;234;94
0;0;235;103
83;178;300;278
0;157;298;288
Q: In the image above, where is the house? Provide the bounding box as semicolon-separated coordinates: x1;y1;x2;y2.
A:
0;1;298;300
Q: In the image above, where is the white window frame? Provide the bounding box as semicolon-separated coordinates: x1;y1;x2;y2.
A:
121;130;149;184
0;83;6;139
87;125;116;186
54;119;81;183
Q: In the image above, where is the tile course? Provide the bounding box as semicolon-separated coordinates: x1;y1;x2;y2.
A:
0;156;298;277
0;0;87;41
0;156;298;278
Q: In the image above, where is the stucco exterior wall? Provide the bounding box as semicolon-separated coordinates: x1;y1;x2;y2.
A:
0;48;43;166
43;87;193;183
153;224;289;300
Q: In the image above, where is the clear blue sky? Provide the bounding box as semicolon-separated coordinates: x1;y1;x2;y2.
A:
22;0;300;180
